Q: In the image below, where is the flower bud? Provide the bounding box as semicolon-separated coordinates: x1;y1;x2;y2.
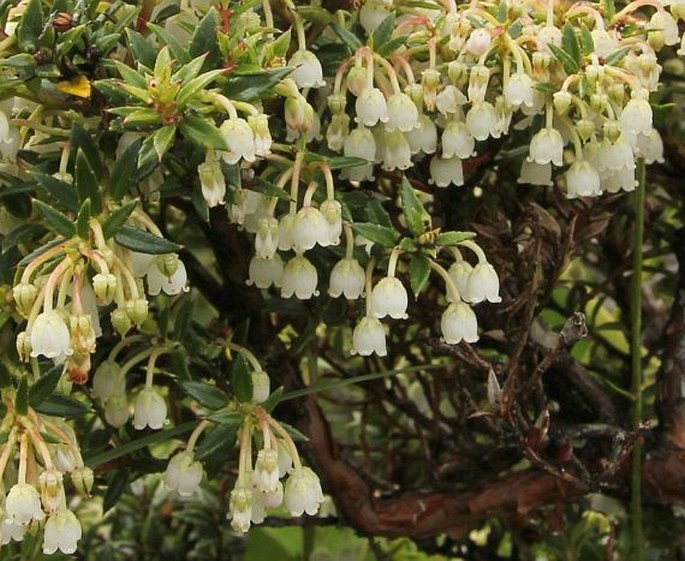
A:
16;330;31;362
12;283;37;317
346;65;367;97
70;314;96;355
104;394;129;427
255;217;279;259
92;273;117;304
198;156;226;208
110;307;132;337
92;360;124;402
421;68;441;111
289;50;325;89
125;298;149;326
254;448;279;492
284;94;315;134
251;369;270;403
248;114;272;156
326;113;350;152
39;468;64;513
552;91;572;115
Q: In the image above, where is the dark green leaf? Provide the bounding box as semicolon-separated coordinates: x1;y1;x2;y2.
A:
114;225;182;254
189;8;221;64
375;35;409;57
222;67;292;102
580;24;594;56
34;394;90;418
366;199;392;228
33;199;75;238
400;176;431;237
75;199;91;239
195;423;239;460
435;231;477;246
29;364;63;407
101;199;138;240
352;222;400;248
109;138;141;201
103;470;129;512
231;353;253;403
137;135;159;169
31;172;79;212
278;421;308;442
548;43;580;74
1;223;46;253
16;377;29;415
206;409;243;425
173;297;193;340
147;22;190;65
330;22;362;51
152;124;176;161
176;69;225;107
178;380;228;410
252;177;291;201
562;22;581;67
371;13;395;49
75;149;102;214
409;252;431;297
71;124;102;179
18;237;66;267
112;60;149;91
16;0;42;52
126;29;157;68
179;114;229;151
604;46;631;67
122;108;163;129
171;52;206;84
260;386;284;413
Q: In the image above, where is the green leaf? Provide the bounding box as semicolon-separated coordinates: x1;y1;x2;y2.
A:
18;237;66;267
153;46;172;84
103;470;129;512
147;22;191;65
371;13;395;49
178;380;228;410
375;35;409;57
29;364;63;407
33;199;75;238
1;223;46;254
548;43;580;74
196;423;239;460
278;421;308;442
231;353;253;403
176;69;225;107
114;225;182;254
75;149;102;214
260;386;284;413
126;29;157;68
330;22;362;51
16;377;29;415
409;253;431;297
172;53;206;84
152;124;177;161
112;60;149;90
101;199;138;240
16;0;43;52
352;222;400;248
137;135;159;169
121;108;163;129
580;24;595;56
400;176;431;237
604;46;631;67
306;153;370;170
222;67;292;102
34;394;90;418
71;123;102;179
562;22;581;67
75;199;91;239
179;114;229;151
31;172;79;213
272;29;291;58
497;0;508;22
435;231;477;246
189;8;221;64
366;199;392;228
252;177;291;201
206;409;243;425
110;138;141;201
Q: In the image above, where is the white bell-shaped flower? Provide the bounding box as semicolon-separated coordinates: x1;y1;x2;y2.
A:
328;258;365;300
465;262;501;304
255;217;280;259
591;28;619;58
436;85;467;115
6;484;44;525
381;130;412;171
351;316;387;356
529;128;564;167
565;159;601;198
284;467;324;516
0;517;26;545
465;27;492;56
538;26;562;52
281;255;319;299
30;311;72;360
650;11;680;45
326;113;350;153
603;165;636;193
448;260;473;299
359;0;393;34
430;155;464;187
146;256;188;296
133;387;167;430
292;206;330;252
370;276;408;319
406;114;438;155
344;125;376;162
254;448;280;493
635;128;665;163
42;510;81;555
164;451;204;496
198;156;225;208
442;119;475;159
289;50;325;89
441;302;479;344
248;114;272;156
228;483;253;533
504;72;535;109
219;118;256;164
620;95;653;138
385;92;419;132
247;254;284;289
518;160;553;186
320;199;343;246
355;87;388;127
465;102;499;141
262;481;284;509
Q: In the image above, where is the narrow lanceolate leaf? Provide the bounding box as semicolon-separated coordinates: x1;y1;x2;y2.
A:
171;53;206;84
400;176;431;237
330;22;362;51
31;172;79;213
112;60;148;90
176;69;226;107
71;124;102;179
352;223;400;248
16;377;29;415
101;199;139;240
180;115;229;151
371;13;396;49
189;8;221;63
114;225;182;254
33;200;75;238
125;29;157;68
152;125;177;161
29;364;63;407
548;43;580;75
604;46;631;67
195;423;239;460
409;253;431;297
75;199;91;239
435;231;477;247
562;22;581;67
16;0;42;52
207;409;243;425
231;353;253;403
75;149;102;214
110;139;141;201
222;67;292;102
147;23;191;65
178;380;228;410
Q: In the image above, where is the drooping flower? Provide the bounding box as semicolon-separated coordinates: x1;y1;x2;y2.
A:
42;510;81;555
284;467;324;517
254;449;280;493
164;451;204;496
430;155;464;187
465;102;499;141
5;483;44;525
133;387;167;430
441;302;479;344
247;254;284;289
289;50;326;89
219;118;256;164
328;259;365;300
385;92;419;132
351;317;387;357
281;255;319;299
464;262;501;304
529;128;564;166
198;155;226;208
518;160;553;186
30;311;72;360
251;370;271;403
146;255;188;296
355;87;388;127
228;483;253;533
370;277;408;319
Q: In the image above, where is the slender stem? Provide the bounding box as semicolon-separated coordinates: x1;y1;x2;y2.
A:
630;156;646;561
